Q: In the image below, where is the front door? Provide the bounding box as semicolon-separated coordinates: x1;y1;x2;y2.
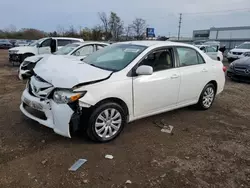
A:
38;38;51;54
133;47;181;117
175;47;211;106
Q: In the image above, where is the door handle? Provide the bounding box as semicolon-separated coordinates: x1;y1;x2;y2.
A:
201;68;208;72
171;74;179;79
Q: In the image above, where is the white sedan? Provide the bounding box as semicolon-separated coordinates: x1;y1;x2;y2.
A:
18;41;109;80
20;41;226;142
196;45;223;61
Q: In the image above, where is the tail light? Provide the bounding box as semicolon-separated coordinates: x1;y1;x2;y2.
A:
223;66;227;72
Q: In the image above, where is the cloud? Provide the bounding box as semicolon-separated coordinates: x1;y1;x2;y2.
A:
0;0;249;37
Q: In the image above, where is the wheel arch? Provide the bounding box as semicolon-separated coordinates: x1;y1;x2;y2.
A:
93;97;129;117
207;80;218;94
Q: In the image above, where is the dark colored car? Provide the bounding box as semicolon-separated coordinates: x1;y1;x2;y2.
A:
227;57;250;83
0;40;13;49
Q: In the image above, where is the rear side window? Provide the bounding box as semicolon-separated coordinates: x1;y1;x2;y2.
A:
206;46;216;52
176;47;205;67
57;39;73;46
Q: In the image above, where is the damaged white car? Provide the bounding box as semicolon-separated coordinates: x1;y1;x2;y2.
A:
18;41;109;80
20;41;225;142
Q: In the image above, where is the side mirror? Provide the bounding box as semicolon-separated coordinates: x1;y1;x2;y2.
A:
216;46;219;52
36;43;40;48
136;65;153;75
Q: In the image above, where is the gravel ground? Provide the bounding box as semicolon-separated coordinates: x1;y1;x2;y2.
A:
0;50;249;188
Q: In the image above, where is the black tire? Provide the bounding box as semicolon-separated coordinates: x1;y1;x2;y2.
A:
86;102;126;142
196;83;216;110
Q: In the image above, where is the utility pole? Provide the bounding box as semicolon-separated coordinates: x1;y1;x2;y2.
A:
178;13;182;40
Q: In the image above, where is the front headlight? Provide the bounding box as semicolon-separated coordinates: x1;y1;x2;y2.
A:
53;89;87;104
243;52;250;57
9;50;18;54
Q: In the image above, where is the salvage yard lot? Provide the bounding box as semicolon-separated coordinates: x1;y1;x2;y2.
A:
0;49;249;188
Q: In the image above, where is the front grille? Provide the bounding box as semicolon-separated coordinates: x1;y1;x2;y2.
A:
232;52;243;55
23;103;47;120
234;66;246;74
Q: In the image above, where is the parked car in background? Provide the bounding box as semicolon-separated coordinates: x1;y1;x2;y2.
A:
18;41;109;80
20;41;225;142
0;40;13;49
196;45;223;61
227;42;250;62
8;37;84;63
227;57;250;83
14;40;29;47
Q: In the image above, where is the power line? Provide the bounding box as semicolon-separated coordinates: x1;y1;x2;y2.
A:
177;13;182;40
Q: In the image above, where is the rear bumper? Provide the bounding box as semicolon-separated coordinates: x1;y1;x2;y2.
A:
20;89;74;137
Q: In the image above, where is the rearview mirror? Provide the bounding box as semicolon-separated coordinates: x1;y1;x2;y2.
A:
136;65;153;75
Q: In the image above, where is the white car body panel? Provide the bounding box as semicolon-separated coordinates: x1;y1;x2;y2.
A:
20;41;225;138
9;37;84;56
18;42;109;80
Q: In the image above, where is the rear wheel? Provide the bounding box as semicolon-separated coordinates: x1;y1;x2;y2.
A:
197;83;216;110
86;102;126;142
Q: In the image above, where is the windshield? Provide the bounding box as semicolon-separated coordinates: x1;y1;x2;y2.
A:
83;43;147;71
54;43;80;55
236;43;250;49
29;38;44;46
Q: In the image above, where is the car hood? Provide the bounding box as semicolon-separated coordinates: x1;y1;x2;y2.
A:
230;48;250;53
233;57;250;67
33;55;112;88
9;46;35;53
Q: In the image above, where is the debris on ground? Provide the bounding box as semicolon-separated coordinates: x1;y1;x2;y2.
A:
153;119;167;128
68;159;87;171
41;140;45;143
161;125;174;134
83;179;89;184
185;156;190;160
160;173;166;178
41;159;48;165
105;155;114;160
125;180;132;184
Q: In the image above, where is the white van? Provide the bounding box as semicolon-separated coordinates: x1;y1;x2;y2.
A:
8;37;84;63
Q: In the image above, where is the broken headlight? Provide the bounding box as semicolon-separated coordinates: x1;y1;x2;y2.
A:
53;89;87;104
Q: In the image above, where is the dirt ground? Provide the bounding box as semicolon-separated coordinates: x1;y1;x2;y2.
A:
0;49;249;188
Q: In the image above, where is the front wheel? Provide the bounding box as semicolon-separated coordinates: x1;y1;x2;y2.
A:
197;83;216;110
86;102;126;142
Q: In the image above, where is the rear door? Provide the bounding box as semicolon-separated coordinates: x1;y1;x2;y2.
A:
71;45;94;58
175;46;211;106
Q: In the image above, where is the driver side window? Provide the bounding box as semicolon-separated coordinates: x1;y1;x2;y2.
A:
73;45;94;56
40;39;51;47
140;48;174;72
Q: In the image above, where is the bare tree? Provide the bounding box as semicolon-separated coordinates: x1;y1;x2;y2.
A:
108;12;124;41
131;18;146;40
56;25;65;36
98;12;109;34
124;25;133;40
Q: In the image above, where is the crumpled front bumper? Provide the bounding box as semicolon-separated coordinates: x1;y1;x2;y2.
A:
20;88;74;138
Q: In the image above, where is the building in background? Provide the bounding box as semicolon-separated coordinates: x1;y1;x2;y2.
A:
193;26;250;50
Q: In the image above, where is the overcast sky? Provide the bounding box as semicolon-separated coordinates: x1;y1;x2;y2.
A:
1;0;250;37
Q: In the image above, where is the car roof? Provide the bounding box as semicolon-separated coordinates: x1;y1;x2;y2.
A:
42;37;83;41
116;40;196;48
72;41;109;46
